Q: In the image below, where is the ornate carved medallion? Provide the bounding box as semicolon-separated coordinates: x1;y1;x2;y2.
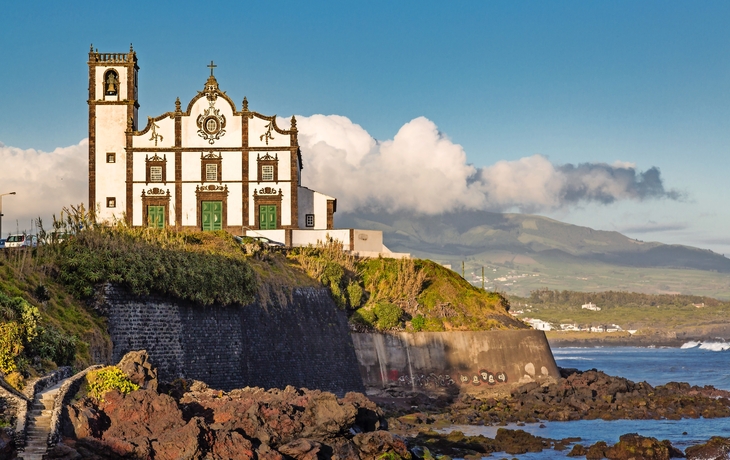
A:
197;97;226;144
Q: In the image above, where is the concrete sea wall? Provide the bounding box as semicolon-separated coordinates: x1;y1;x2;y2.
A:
98;284;364;395
352;331;559;391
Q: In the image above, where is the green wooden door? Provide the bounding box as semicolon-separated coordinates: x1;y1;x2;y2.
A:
147;205;164;229
259;205;277;229
202;201;223;231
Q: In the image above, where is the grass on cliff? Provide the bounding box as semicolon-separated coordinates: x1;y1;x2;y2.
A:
289;240;524;332
0;250;104;380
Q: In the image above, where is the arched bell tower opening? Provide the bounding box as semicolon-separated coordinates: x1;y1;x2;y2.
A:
103;69;120;97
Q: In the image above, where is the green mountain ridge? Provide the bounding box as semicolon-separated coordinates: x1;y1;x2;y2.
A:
337;211;730;299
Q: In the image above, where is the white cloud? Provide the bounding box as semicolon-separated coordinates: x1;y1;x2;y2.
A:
0;140;87;235
296;114;678;214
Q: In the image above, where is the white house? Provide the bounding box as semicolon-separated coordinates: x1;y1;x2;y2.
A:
87;45;406;257
581;302;601;311
523;318;554;331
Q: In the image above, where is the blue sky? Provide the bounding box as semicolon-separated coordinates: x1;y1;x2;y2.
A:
1;1;729;253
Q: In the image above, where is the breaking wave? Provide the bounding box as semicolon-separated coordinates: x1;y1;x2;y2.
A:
699;342;730;351
682;341;730;351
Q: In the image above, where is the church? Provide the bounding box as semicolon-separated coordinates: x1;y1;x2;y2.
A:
88;45;406;256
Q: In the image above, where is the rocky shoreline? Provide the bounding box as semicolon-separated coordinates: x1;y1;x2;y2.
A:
20;353;730;460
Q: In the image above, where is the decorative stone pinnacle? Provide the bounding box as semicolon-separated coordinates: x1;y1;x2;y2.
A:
242;97;248;111
130;43;134;52
90;43;93;52
175;97;181;113
290;115;297;130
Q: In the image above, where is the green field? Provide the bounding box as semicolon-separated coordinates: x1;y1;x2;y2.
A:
423;250;730;300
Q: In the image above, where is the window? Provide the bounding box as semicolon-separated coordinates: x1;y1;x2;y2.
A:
145;154;166;184
149;166;163;182
206;163;218;181
106;197;116;208
106;152;116;163
256;153;278;182
262;165;274;181
201;152;222;182
306;214;315;228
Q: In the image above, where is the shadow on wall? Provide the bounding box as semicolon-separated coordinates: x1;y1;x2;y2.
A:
352;331;559;392
98;284;365;395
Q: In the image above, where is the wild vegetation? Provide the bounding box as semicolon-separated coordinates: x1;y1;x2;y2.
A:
86;366;139;401
290;239;520;332
0;291;76;389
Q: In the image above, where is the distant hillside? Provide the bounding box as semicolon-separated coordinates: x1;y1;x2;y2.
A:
337;211;730;299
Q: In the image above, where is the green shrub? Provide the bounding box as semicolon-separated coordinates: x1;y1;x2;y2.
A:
87;366;139;401
423;317;445;332
57;228;257;306
28;326;77;366
347;281;364;308
0;322;25;373
351;307;376;328
5;372;25;391
0;292;77;374
350;302;404;331
373;302;403;330
411;314;426;332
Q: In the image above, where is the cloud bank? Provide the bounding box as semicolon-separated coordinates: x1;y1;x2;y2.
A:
295;115;681;214
0;140;87;233
0;114;680;232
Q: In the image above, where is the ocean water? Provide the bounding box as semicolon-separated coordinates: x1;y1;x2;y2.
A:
552;342;730;390
438;342;730;459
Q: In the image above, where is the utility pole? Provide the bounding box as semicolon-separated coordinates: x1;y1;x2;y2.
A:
0;191;16;239
462;261;465;278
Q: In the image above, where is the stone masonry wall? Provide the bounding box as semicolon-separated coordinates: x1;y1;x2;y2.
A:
99;284;364;395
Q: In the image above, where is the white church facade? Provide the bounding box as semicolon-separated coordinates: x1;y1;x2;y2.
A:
88;45;406;257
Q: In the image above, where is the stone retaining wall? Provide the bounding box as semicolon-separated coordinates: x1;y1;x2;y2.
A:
50;365;103;447
98;284;364;395
352;330;559;392
0;378;28;451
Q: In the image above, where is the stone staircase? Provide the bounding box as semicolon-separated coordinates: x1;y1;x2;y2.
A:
19;380;65;460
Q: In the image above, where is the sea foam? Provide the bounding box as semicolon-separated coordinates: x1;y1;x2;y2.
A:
680;341;700;349
698;342;730;352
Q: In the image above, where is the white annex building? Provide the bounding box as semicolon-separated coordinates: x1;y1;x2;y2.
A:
88;45;407;257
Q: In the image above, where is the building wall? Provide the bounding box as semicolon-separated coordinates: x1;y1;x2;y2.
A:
90;50;330;233
99;284;364;395
290;229;351;247
352;331;559;391
352;230;383;253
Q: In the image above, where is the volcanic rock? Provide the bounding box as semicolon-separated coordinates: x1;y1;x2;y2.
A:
116;350;158;392
685;436;730;460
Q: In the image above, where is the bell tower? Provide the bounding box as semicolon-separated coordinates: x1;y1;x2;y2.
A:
88;44;139;220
